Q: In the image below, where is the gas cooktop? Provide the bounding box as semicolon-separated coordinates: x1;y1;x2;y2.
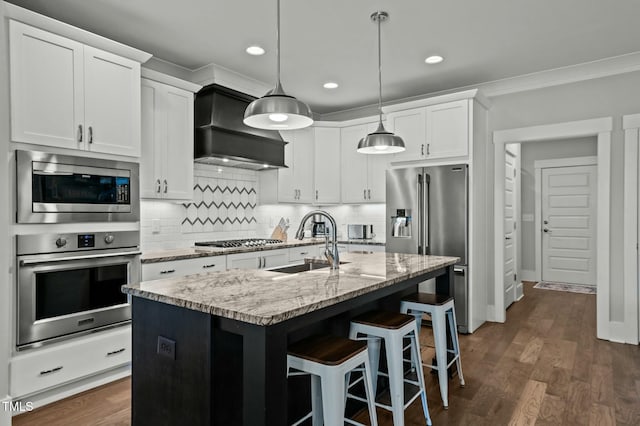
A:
195;238;284;248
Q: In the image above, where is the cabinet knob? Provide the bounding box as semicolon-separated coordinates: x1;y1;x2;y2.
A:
55;237;67;248
104;234;115;244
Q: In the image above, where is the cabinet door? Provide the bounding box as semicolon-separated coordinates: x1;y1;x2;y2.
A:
262;249;290;269
84;46;141;157
293;128;315;203
425;99;469;159
387;109;425;162
162;87;194;200
340;125;369;203
140;79;163;199
277;133;296;203
313;127;341;204
9;21;85;149
365;121;389;203
227;253;261;270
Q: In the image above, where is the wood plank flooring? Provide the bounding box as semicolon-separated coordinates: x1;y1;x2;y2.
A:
13;282;640;425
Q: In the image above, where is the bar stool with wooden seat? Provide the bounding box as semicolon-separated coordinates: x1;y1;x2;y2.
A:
349;310;432;426
287;334;378;426
400;293;465;409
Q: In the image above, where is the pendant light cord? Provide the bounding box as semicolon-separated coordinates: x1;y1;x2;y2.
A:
377;13;383;125
276;0;281;85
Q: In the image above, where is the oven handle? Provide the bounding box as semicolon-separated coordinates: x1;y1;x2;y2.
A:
19;250;141;266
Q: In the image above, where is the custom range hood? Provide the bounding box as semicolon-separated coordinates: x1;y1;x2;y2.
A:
194;84;288;170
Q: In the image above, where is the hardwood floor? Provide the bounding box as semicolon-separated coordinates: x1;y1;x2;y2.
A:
13;282;640;425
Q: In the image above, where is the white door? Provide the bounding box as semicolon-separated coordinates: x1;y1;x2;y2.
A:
140;79;162;199
340;125;369;203
9;21;85;149
365;121;389;203
504;151;517;308
387;109;425;162
313;127;341;204
84;46;141;157
292;128;315;203
541;165;597;285
425;99;469;159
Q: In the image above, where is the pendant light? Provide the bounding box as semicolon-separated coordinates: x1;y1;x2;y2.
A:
357;11;405;154
244;0;313;130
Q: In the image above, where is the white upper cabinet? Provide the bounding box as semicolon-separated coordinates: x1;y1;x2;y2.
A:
140;76;196;201
83;46;140;157
278;128;314;203
387;108;426;162
9;20;142;157
340;122;390;203
313;127;341;204
425;99;469;159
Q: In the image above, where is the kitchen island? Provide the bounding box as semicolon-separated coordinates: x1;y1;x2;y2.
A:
122;252;458;426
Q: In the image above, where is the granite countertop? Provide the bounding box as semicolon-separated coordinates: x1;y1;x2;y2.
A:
123;252;458;326
141;239;386;264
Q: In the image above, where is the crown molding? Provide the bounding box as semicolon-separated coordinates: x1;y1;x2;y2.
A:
191;63;271;97
141;68;202;93
623;113;640;130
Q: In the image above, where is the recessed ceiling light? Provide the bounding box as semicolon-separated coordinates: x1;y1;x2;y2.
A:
425;55;444;64
323;82;339;89
246;46;265;56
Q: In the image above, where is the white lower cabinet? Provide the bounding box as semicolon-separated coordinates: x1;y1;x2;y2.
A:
10;326;131;398
227;249;289;270
288;245;324;263
347;244;385;253
142;256;226;281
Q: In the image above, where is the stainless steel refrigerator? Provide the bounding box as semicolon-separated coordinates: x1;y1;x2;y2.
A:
386;165;469;332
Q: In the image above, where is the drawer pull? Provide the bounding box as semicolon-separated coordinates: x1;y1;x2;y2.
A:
107;348;126;357
299;252;309;255
202;264;216;269
160;269;175;274
39;366;63;376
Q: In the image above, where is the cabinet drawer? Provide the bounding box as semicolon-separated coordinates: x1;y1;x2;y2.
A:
288;245;323;262
142;256;226;281
348;244;385;253
10;326;131;397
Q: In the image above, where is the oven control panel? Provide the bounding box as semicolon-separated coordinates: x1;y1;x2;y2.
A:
17;231;140;255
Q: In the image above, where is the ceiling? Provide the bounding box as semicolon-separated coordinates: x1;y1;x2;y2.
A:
7;0;640;114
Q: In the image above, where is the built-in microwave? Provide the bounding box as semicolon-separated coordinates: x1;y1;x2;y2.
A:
16;150;139;223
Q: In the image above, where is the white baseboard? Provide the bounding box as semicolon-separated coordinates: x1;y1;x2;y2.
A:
608;321;631;344
1;396;13;426
516;282;525;301
485;304;496;322
12;365;130;413
521;269;537;281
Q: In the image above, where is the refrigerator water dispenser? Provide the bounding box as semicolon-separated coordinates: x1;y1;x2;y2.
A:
391;209;412;238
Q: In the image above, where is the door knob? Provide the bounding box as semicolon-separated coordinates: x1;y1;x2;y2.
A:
543;228;550;233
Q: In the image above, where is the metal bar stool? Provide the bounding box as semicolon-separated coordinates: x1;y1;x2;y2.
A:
400;293;465;409
287;334;378;426
349;310;432;426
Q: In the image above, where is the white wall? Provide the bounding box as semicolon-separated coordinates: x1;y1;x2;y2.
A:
488;70;640;322
0;2;12;423
520;137;597;271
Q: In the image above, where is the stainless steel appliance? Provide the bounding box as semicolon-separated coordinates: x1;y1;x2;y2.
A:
16;231;140;349
386;165;469;332
194;238;283;248
16;150;140;223
347;224;375;240
311;214;329;237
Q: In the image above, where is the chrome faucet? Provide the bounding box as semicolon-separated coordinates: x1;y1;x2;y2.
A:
295;210;340;269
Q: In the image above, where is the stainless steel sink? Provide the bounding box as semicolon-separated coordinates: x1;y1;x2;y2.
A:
269;261;349;274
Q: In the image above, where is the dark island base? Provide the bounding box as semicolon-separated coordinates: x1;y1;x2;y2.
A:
131;265;454;426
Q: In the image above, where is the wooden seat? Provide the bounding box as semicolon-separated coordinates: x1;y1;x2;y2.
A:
403;292;453;306
287;334;367;366
351;310;415;329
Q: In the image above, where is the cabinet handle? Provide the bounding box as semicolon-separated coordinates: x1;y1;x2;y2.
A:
106;348;126;357
368;189;371;200
39;366;63;376
77;124;83;142
156;179;161;193
421;144;424;156
427;143;430;155
202;264;216;269
364;189;367;200
88;126;93;144
160;269;175;274
300;252;309;255
163;179;168;193
315;190;318;200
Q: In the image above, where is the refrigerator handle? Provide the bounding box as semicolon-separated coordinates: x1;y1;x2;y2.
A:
417;174;423;254
424;173;430;255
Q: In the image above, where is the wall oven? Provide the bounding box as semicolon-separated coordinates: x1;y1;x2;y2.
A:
16;150;139;223
17;231;140;349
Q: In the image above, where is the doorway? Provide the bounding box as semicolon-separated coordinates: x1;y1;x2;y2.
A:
493;117;612;341
536;159;597;286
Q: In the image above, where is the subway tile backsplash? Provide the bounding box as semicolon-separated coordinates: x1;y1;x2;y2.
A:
140;164;386;251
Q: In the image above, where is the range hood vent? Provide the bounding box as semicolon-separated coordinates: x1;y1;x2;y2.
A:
194;84;287;171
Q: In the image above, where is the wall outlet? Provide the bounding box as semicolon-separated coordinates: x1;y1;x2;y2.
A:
157;336;175;360
151;219;161;233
